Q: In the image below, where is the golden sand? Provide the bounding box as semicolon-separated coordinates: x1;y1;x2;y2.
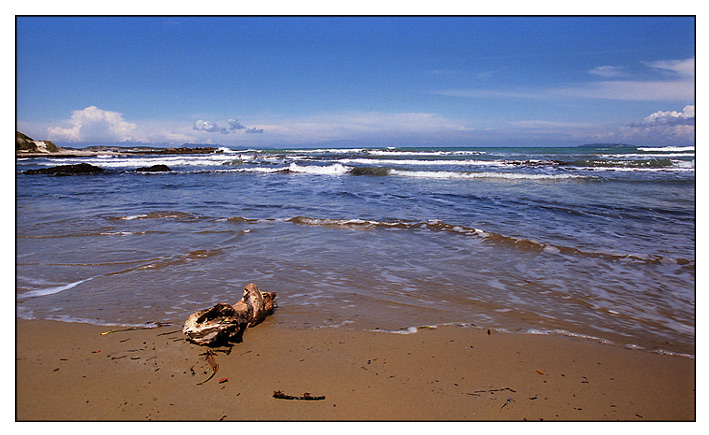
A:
16;319;694;421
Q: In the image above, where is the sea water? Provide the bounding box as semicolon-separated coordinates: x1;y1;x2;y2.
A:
15;145;695;356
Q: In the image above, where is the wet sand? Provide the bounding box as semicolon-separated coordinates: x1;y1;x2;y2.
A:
16;318;694;421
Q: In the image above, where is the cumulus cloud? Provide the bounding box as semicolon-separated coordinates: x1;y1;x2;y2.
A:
228;118;246;131
47;106;143;143
615;105;695;144
193;118;262;135
193;120;227;134
634;105;695;127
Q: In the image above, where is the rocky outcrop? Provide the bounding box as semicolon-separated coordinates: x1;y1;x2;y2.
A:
24;163;104;175
16;132;223;157
16;131;60;154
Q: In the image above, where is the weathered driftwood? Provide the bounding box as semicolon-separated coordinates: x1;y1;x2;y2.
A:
183;303;244;345
183;283;276;345
235;282;277;327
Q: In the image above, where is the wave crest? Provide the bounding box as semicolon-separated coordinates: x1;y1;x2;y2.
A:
286;163;350;175
278;215;694;266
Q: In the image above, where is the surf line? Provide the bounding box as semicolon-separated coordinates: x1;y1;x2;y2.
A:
17;276;96;300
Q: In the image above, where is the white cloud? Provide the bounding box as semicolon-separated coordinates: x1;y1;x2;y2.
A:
40;103;693;149
212;111;481;147
611;105;695;145
47;106;144;144
637;104;695;126
589;65;626;77
260;112;469;142
437;79;694;102
643;58;694;77
509;120;595;129
436;58;695;102
193;119;226;133
557;79;694;101
193;118;259;135
228;118;246;131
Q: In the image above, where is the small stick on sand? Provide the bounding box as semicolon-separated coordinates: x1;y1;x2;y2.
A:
273;391;325;401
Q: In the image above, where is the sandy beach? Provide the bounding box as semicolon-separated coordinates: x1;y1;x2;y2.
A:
15;318;694;421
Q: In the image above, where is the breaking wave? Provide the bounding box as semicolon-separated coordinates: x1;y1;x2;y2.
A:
337;158;505;167
225;215;694;267
388;169;588;180
286;162;350;175
637;146;695;153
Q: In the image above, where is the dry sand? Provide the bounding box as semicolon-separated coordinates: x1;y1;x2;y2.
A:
16;318;694;421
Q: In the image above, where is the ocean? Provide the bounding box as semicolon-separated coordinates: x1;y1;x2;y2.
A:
15;145;695;356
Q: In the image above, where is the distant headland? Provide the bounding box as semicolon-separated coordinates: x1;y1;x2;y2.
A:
16;131;223;158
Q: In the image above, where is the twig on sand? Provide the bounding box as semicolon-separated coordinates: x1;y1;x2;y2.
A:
501;397;513;409
273;391;325;401
157;329;182;336
196;350;219;385
100;322;171;335
100;327;144;335
467;387;516;396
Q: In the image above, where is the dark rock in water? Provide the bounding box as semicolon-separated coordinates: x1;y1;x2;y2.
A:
135;164;171;172
24;163;104;175
350;166;390;176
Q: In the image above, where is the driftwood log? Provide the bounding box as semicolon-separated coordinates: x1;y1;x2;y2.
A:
183;283;276;345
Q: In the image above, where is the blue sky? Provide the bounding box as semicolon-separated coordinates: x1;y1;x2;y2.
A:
16;16;695;148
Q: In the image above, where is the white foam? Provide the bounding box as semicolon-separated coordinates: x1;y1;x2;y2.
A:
542;245;561;254
284;148;366;154
601;153;695;159
637;146;695;152
389;169;585;180
338;158;504;167
287;163;350;175
581;165;694;172
366;150;488;157
236;167;288;174
474;228;490;237
370;326;420;334
524;328;612;345
34;154;236;169
17;276;94;299
17;313;169;329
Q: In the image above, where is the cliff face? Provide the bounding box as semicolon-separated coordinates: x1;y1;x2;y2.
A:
16;131;60;153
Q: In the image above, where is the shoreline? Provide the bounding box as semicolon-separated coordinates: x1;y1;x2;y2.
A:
16;147;224;159
15;313;696;360
16;318;695;421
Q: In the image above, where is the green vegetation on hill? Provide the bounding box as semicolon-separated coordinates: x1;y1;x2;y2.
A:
16;131;61;153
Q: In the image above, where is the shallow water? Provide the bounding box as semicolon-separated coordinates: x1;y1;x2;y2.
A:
16;145;695;356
